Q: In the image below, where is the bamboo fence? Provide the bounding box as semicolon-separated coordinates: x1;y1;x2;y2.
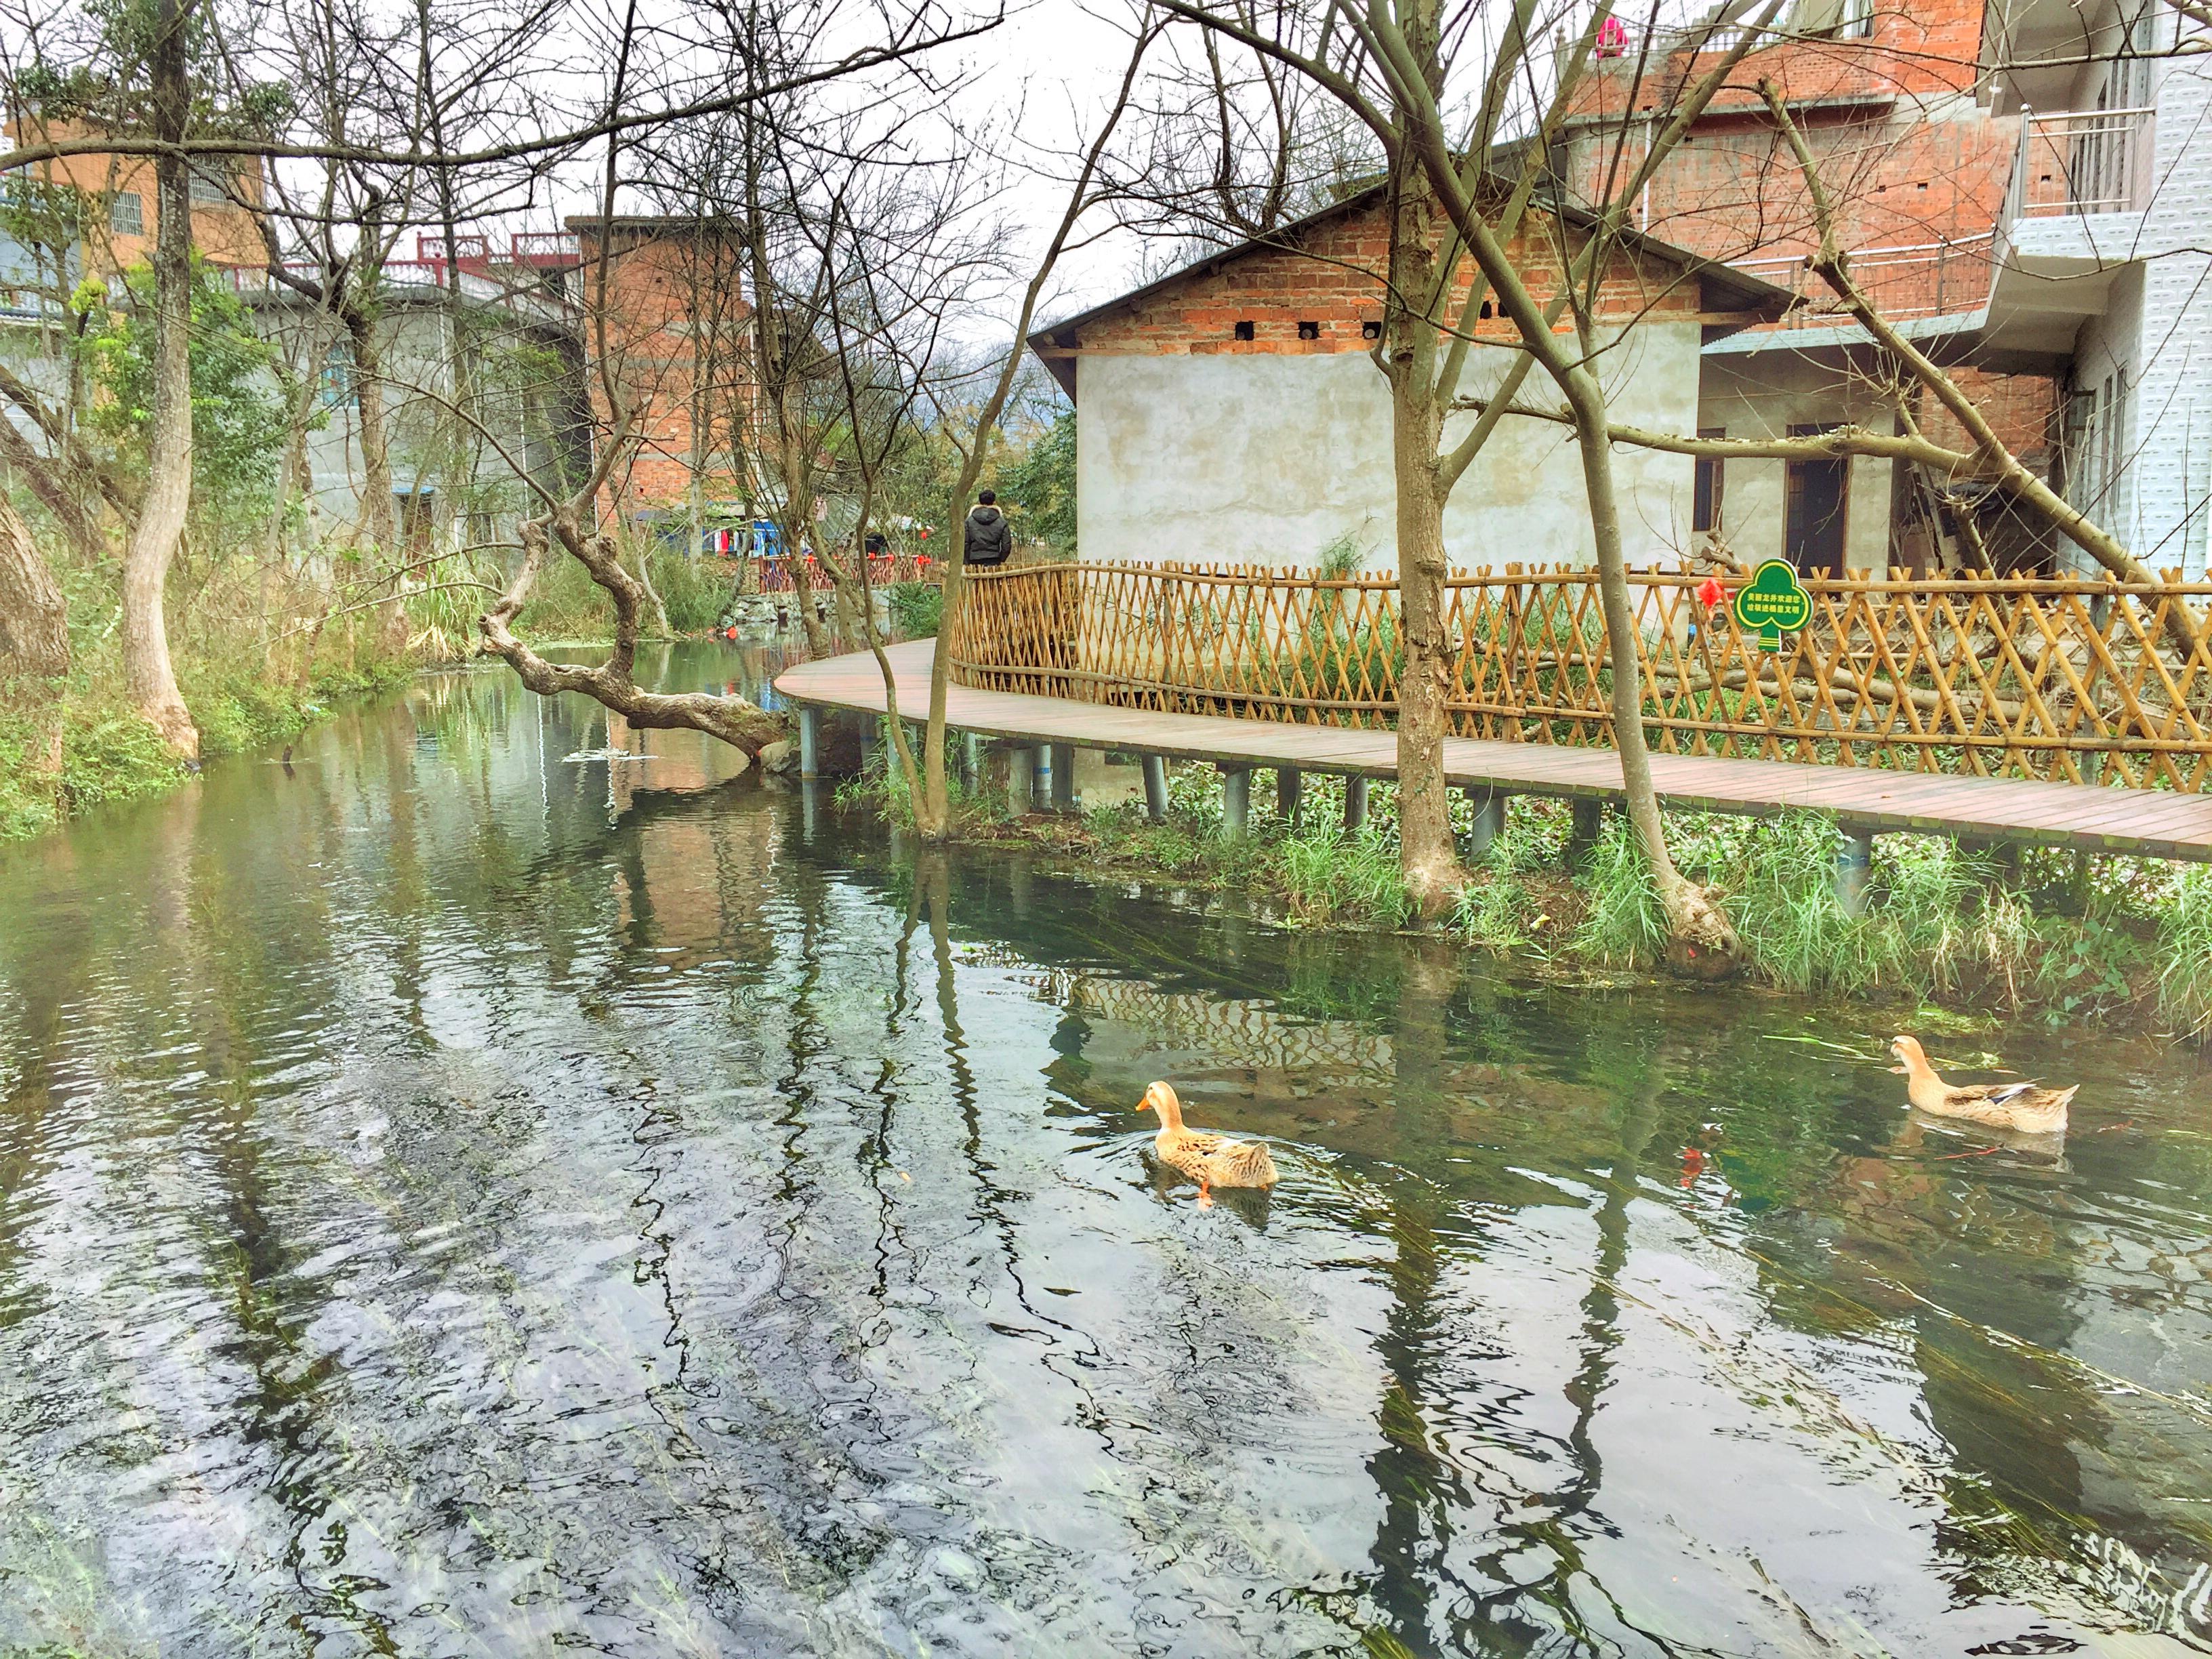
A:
943;560;2212;791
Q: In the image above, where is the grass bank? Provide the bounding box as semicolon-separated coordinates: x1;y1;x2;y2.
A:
834;744;2212;1038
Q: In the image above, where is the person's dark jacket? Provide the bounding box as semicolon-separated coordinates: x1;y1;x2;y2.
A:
962;504;1012;567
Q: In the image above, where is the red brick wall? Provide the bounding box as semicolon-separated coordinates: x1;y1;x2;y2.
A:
1066;192;1706;358
574;225;755;514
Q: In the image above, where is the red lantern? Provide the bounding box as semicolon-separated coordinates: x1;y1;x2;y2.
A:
1697;575;1725;612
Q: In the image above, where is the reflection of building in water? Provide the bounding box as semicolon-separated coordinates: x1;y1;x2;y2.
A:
1015;968;1396;1081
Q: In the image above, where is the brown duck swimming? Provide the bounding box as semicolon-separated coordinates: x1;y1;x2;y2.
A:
1137;1082;1278;1207
1889;1036;2077;1134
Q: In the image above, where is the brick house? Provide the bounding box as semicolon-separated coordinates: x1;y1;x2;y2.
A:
1026;182;1790;573
567;216;756;527
1558;0;2212;576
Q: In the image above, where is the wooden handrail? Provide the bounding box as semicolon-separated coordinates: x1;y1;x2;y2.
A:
944;560;2212;791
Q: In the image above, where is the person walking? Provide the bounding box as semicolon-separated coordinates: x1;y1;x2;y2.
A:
962;491;1012;569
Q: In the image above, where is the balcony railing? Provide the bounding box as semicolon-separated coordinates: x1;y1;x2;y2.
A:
1732;231;1997;325
2007;106;2155;220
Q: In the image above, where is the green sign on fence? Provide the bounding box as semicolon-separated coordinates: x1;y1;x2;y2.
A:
1731;558;1811;651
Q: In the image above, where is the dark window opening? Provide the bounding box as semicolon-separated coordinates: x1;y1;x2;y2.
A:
1784;423;1847;577
1693;427;1725;533
1297;319;1319;340
1479;300;1494;319
1233;319;1255;340
1361;319;1382;340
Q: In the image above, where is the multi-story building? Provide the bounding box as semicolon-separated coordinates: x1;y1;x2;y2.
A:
1561;0;2209;577
565;216;757;525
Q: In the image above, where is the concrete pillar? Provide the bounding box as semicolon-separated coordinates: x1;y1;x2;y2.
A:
1006;746;1036;813
1141;754;1169;821
1344;775;1370;832
1835;825;1872;917
1050;743;1076;812
964;732;983;785
1276;766;1303;829
798;707;821;779
1569;797;1603;866
1220;765;1251;840
1465;786;1506;863
1029;747;1051;811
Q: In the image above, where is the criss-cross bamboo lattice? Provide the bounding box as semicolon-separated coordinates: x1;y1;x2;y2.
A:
945;561;2212;791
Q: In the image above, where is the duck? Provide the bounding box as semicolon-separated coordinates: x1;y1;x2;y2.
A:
1889;1036;2076;1134
1137;1082;1277;1206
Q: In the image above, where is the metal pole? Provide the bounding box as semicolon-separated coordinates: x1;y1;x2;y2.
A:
1569;798;1603;866
1465;786;1506;862
1344;775;1370;832
1219;765;1250;840
1051;743;1076;812
1141;754;1169;821
798;707;820;779
1835;826;1872;917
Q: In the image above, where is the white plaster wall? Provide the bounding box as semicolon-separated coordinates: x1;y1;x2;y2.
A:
2117;52;2212;575
1696;354;1899;572
1074;321;1700;573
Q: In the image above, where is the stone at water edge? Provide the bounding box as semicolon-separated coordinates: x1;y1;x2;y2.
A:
758;739;798;775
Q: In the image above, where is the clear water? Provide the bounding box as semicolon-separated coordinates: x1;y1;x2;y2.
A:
2;642;2209;1658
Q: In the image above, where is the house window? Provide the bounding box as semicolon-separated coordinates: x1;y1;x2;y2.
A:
1297;320;1319;340
1233;319;1254;340
319;342;354;408
187;163;235;205
108;191;143;234
1693;428;1725;533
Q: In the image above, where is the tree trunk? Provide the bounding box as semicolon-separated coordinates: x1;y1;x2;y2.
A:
0;495;69;678
1563;367;1741;975
1382;159;1460;917
0;415;103;565
635;543;672;638
121;0;200;759
344;314;397;532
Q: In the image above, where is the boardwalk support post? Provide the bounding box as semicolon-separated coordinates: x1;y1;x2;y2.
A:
1142;754;1169;821
1569;798;1603;867
1220;765;1250;840
1031;747;1052;812
1004;746;1035;813
1465;786;1505;863
964;731;983;785
1836;826;1872;917
1344;775;1370;832
798;708;820;779
1051;743;1076;813
1277;767;1303;829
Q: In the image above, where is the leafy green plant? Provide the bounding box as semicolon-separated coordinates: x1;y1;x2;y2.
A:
75;257;291;533
2156;866;2212;1038
1573;813;1668;966
886;581;942;640
1275;822;1410;926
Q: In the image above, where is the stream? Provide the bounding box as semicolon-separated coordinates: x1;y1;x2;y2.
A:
1;640;2208;1657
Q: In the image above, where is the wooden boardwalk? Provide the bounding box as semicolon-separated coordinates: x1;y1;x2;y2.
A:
776;641;2212;863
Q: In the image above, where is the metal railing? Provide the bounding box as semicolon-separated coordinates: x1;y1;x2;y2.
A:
1734;231;1998;325
946;560;2212;792
2007;106;2155;220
